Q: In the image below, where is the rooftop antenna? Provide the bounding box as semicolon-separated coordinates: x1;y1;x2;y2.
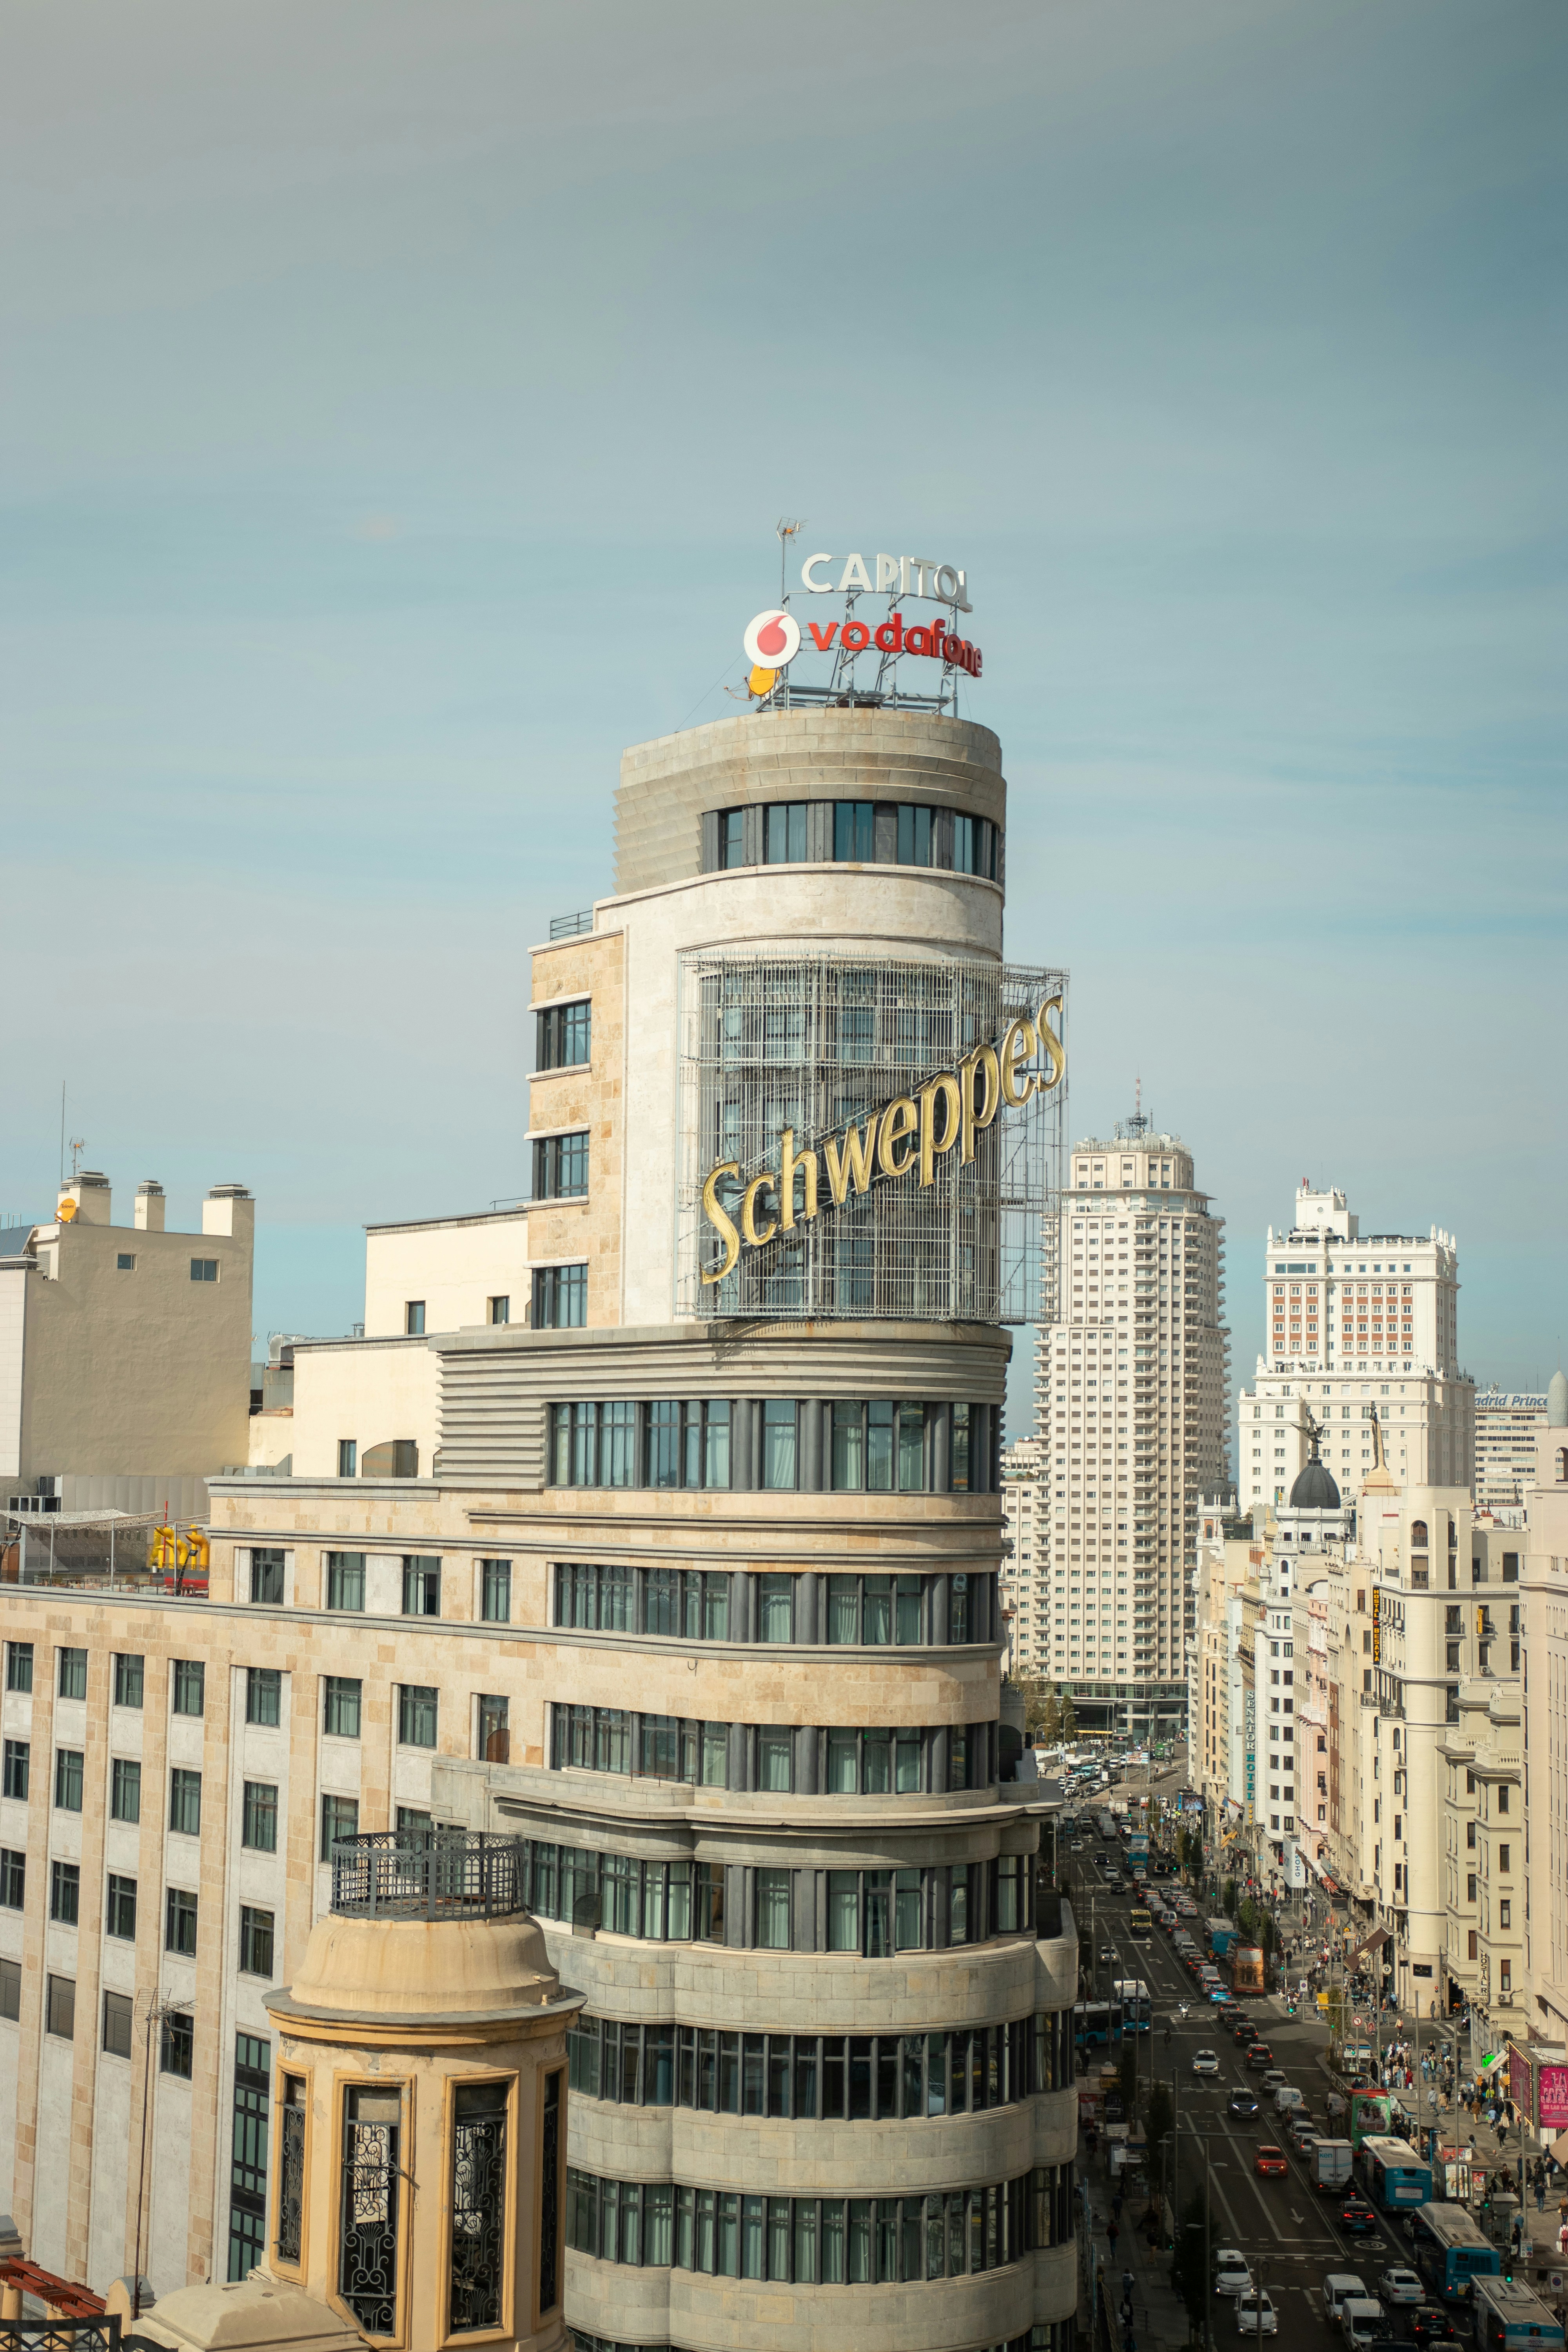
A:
69;1135;86;1180
776;517;803;606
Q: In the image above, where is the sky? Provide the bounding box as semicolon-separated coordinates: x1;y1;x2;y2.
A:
1;0;1563;1445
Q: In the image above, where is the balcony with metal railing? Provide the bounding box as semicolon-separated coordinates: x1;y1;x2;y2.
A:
329;1828;526;1920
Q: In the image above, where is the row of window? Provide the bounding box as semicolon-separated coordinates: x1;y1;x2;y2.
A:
709;799;1002;883
517;1840;1031;1955
554;1562;991;1648
0;1969;196;2074
566;2162;1071;2283
549;1708;997;1795
3;1745;206;1829
565;2009;1074;2118
3;1851;275;1975
6;1642;208;1713
549;1398;987;1493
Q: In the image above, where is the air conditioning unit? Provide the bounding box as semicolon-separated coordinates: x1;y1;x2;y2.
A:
1496;1992;1514;2007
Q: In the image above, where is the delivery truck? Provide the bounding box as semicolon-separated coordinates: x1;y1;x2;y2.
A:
1311;2139;1354;2195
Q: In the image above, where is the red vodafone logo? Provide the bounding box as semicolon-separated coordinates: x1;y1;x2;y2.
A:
743;609;801;667
806;610;982;677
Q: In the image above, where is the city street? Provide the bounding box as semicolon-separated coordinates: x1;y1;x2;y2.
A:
1058;1810;1452;2352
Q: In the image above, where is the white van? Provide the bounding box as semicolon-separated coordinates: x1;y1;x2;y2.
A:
1323;2276;1367;2323
1274;2085;1305;2116
1340;2299;1388;2350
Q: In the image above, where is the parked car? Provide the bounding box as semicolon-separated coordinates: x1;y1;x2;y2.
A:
1214;2250;1252;2300
1377;2269;1424;2307
1254;2144;1289;2179
1192;2049;1220;2076
1229;2088;1260;2118
1237;2292;1277;2337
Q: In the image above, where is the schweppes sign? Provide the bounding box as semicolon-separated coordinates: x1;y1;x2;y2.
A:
701;992;1065;1283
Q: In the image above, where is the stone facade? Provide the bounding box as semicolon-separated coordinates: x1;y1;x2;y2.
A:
0;705;1078;2352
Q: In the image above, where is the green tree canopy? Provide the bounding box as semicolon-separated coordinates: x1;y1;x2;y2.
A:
1222;1878;1238;1918
1168;2188;1209;2328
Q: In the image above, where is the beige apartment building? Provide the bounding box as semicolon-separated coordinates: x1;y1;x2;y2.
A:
1237;1181;1473;1523
1522;1371;1568;2045
0;704;1080;2352
1034;1122;1230;1736
1;1171;254;1525
1474;1389;1547;1518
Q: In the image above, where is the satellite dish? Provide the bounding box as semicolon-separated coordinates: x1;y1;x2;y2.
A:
57;1199;78;1223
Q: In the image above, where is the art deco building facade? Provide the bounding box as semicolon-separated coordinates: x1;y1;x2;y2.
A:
0;706;1079;2352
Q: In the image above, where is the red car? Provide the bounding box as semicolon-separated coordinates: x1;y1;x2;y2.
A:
1254;2144;1288;2179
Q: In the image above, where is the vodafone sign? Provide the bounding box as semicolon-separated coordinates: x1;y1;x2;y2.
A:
742;609;800;667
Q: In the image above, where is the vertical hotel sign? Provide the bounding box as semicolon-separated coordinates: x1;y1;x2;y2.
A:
1372;1588;1381;1665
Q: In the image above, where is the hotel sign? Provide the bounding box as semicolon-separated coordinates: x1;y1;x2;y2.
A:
701;994;1065;1284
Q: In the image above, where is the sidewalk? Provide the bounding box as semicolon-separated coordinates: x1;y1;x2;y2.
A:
1078;2128;1192;2352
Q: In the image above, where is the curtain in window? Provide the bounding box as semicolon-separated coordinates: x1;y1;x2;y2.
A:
831;1403;863;1490
826;1730;858;1792
757;1728;793;1792
827;1577;859;1645
827;1873;859;1951
862;1577;891;1644
758;1575;794;1641
762;1401;797;1490
756;1870;791;1949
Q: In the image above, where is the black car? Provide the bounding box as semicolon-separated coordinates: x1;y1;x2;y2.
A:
1245;2042;1274;2069
1233;2020;1259;2044
1340;2198;1379;2234
1228;2088;1260;2118
1408;2310;1457;2347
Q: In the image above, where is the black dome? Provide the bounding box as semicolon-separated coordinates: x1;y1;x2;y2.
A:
1290;1458;1341;1510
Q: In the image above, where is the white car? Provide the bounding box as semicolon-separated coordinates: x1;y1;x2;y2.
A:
1379;2268;1424;2307
1214;2250;1252;2300
1237;2292;1277;2337
1192;2048;1220;2076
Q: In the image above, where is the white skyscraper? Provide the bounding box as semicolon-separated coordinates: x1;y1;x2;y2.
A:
1033;1118;1230;1736
1237;1180;1473;1519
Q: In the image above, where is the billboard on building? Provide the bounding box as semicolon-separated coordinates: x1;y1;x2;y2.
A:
1539;2065;1568;2132
677;948;1066;1323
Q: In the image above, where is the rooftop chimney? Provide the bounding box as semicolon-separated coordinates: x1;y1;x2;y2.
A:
58;1171;111;1227
134;1180;165;1232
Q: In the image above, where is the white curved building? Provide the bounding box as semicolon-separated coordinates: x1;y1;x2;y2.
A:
0;704;1080;2352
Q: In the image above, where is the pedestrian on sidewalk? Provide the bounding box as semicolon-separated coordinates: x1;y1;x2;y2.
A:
1108;2218;1120;2259
1537;2181;1546;2214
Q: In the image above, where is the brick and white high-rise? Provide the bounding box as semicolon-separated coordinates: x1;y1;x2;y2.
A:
1034;1119;1230;1736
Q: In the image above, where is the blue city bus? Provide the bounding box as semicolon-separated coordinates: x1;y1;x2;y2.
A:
1408;2204;1503;2302
1112;1980;1151;2034
1359;2135;1434;2210
1073;2000;1124;2050
1471;2276;1566;2352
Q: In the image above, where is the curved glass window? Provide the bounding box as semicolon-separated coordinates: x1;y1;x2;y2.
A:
710;800;1000;882
565;2162;1074;2278
566;2008;1072;2114
519;1842;1031;1956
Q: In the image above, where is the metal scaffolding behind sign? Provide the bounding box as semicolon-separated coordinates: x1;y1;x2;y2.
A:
675;948;1065;1325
